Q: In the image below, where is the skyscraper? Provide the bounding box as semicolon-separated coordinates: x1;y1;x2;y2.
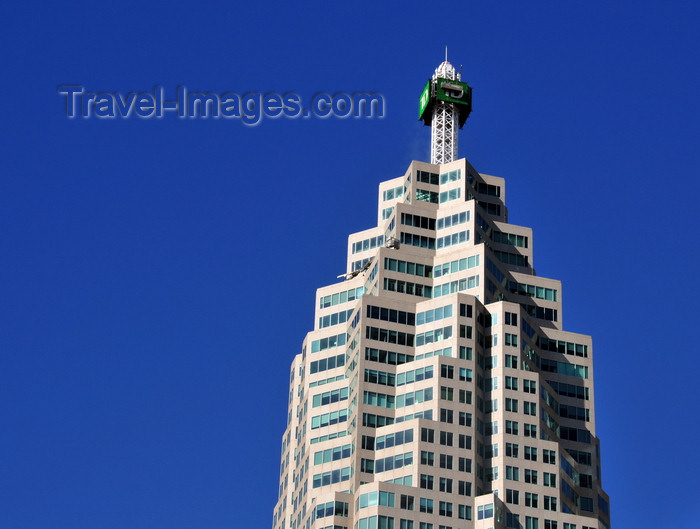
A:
271;58;611;529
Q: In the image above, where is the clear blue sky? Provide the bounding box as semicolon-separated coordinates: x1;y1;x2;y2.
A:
2;2;698;528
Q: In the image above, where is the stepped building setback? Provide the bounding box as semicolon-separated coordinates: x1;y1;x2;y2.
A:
271;57;611;529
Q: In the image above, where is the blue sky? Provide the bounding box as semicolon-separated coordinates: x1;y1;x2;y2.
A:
1;1;698;528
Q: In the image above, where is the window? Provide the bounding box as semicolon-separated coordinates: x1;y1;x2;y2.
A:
440;431;453;446
421;428;434;443
523;380;536;394
506;420;519;435
477;504;493;520
544;496;557;511
505;376;518;390
458;504;472;520
459;368;472;382
441;364;454;378
505;354;518;369
523;401;536;416
506;443;519;458
400;494;414;510
439;501;453;517
420;451;434;466
458;480;471;496
526;517;539;529
458;457;471;472
420;474;434;490
459;412;472;426
506;465;519;481
524;423;537;438
506;489;520;505
439;477;453;493
458;434;471;449
544;521;558;529
440;408;454;423
525;493;538;508
419;498;434;513
525;469;538;484
440;454;453;469
506;398;519;412
440;386;454;401
543;449;556;464
525;446;537;461
543;472;557;488
458;389;472;404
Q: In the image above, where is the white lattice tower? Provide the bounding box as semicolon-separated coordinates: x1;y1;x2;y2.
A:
430;60;461;164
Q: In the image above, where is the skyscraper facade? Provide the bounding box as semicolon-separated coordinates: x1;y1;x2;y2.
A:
271;60;611;529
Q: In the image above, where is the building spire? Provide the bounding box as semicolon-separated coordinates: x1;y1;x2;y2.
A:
418;54;473;164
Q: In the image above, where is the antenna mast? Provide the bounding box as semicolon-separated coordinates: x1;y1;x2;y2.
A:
418;53;473;164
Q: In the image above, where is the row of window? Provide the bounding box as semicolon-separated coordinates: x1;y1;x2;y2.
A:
539;337;588;357
524;304;558;322
493;230;528;248
313;444;352;465
437;230;470;249
375;427;414;450
416;188;461;204
312;466;352;488
363;451;414;474
416;170;439;185
476;182;501;197
366;325;414;346
383;278;432;298
319;287;364;309
312;387;349;408
365;347;414;365
382;185;404;202
357;491;395;510
364;365;434;387
311;409;348;429
432;275;480;298
400;231;435;249
311;332;347;353
367;305;416;326
437;210;469;230
433;255;480;278
309;353;345;375
416;304;453;325
504;443;552;462
494;250;528;267
416;326;453;347
400;212;435;231
507;280;557;301
310;430;348;445
309;374;345;388
383;257;433;278
318;308;355;329
505;466;557;487
415;346;455;361
540;358;589;379
506;490;558;511
312;502;349;523
363;387;434;409
352;235;385;254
